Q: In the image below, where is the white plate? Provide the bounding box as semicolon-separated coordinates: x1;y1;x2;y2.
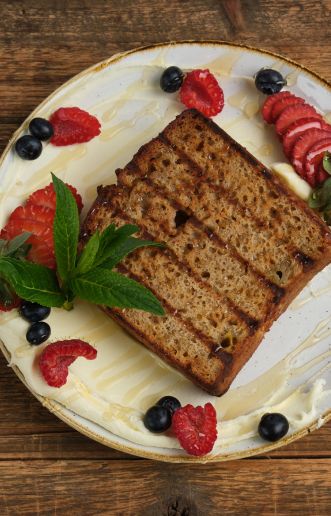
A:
0;41;331;463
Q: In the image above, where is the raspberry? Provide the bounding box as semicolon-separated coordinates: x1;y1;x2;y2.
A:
179;70;224;118
49;107;101;146
39;339;97;388
172;402;218;456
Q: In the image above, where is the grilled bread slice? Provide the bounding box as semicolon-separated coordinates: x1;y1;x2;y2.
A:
81;109;331;396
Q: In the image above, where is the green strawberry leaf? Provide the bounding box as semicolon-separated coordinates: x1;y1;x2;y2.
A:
52;174;80;284
70;267;165;315
323;151;331;175
100;236;164;270
75;231;100;275
0;257;66;307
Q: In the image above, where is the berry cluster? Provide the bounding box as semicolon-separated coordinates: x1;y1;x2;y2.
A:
20;301;51;345
15;118;54;160
143;396;218;456
160;67;224;118
14;107;101;160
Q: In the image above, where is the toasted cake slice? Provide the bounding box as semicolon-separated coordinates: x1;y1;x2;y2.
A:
81;109;331;396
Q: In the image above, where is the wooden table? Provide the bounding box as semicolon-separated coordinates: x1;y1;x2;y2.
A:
0;1;330;514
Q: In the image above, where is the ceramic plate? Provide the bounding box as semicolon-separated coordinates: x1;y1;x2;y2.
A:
0;41;331;463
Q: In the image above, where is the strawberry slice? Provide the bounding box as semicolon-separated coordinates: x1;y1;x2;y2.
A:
270;95;305;124
291;129;331;178
1;228;55;268
282;118;328;157
275;105;321;136
1;205;55;268
3;205;54;248
305;140;331;187
27;183;83;213
262;91;292;123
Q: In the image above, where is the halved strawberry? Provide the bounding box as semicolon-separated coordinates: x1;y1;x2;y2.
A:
262;91;292;123
3;205;54;247
270;95;305;124
291;129;331;177
282;118;328;157
305;140;331;187
275;105;321;136
27;183;83;213
0;228;55;268
1;205;55;268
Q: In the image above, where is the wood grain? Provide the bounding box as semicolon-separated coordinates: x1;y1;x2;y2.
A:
0;459;331;516
1;0;331;514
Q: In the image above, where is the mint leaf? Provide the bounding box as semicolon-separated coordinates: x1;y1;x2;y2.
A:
100;236;164;270
97;224;116;257
52;174;79;284
75;231;100;275
0;279;16;307
93;224;139;267
0;257;66;307
5;232;31;256
308;188;324;209
323;151;331;175
70;268;164;315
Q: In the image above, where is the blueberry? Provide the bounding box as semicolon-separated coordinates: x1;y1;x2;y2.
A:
255;68;287;95
20;301;51;323
15;135;42;160
156;396;181;415
26;321;51;345
29;117;54;141
160;66;184;93
258;413;289;442
143;405;172;433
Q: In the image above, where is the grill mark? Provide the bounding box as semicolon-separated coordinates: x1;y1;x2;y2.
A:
160;133;313;264
119;203;261;333
116;263;227;360
194;110;331;235
104;200;259;335
294;251;315;270
136;176;284;305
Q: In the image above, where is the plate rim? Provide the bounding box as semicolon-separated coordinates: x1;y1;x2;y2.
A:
0;39;330;463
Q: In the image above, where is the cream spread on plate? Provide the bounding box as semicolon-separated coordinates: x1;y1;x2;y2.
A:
0;44;330;457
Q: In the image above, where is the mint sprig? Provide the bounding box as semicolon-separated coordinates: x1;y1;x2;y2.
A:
0;175;165;316
52;173;80;285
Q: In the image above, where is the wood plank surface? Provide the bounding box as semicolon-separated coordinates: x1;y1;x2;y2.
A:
0;1;331;514
1;459;331;516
